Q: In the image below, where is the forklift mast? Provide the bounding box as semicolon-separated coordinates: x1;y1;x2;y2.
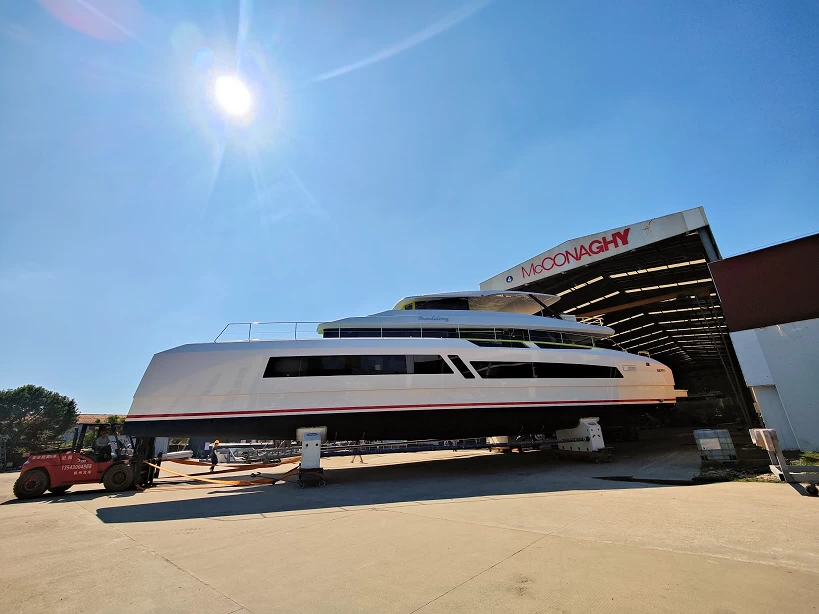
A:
131;437;159;488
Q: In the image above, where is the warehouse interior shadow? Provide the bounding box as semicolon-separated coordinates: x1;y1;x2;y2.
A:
93;450;691;524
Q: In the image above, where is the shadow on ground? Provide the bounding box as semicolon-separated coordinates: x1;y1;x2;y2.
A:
2;428;712;515
89;449;697;523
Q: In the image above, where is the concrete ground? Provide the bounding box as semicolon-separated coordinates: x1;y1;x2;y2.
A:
1;437;817;614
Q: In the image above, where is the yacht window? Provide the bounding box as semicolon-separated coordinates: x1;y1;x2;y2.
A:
459;329;495;341
529;330;563;345
466;339;529;348
338;328;381;338
532;363;623;378
382;328;421;338
471;361;534;378
447;355;475;379
459;329;528;348
421;328;459;338
470;361;623;379
561;333;595;348
264;356;303;378
361;355;408;375
322;329;340;338
497;328;528;341
414;298;470;310
410;356;454;374
304;355;351;376
263;355;452;377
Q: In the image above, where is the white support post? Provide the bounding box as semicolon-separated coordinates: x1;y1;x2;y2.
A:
556;418;606;453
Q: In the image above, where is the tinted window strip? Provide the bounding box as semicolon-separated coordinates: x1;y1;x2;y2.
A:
467;340;529;348
469;361;623;379
264;355;453;378
532;341;593;349
448;355;475;379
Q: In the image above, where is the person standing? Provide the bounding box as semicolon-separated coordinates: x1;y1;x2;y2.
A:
351;439;365;464
210;440;220;473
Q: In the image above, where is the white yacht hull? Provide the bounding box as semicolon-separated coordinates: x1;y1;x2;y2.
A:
125;338;679;440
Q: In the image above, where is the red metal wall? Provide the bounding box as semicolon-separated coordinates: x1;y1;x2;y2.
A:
709;234;819;332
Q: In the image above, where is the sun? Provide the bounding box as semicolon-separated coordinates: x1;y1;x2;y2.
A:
214;75;252;116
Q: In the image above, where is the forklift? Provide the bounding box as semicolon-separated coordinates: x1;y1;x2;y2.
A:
13;424;159;500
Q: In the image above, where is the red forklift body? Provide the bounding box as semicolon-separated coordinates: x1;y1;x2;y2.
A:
22;451;115;488
13;425;157;499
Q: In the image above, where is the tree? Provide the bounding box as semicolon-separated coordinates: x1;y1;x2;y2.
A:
0;385;79;452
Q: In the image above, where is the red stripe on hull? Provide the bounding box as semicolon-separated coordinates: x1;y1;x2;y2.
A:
127;398;665;420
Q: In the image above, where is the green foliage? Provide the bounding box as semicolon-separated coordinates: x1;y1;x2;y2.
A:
83;429;98;448
106;415;125;426
0;385;80;453
793;451;819;466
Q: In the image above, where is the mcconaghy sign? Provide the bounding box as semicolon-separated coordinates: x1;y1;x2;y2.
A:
481;208;712;291
521;228;631;279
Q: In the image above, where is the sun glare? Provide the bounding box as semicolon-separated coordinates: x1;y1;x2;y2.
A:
214;75;252;116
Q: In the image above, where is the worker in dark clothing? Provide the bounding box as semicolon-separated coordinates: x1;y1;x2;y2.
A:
94;427;112;461
209;440;220;473
351;440;365;464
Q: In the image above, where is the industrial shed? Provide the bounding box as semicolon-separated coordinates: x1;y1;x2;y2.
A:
481;207;753;426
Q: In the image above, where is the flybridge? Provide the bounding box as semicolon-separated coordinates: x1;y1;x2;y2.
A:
522;229;631;279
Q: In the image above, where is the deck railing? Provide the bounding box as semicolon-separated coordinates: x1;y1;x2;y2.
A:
215;322;324;342
214;322;615;350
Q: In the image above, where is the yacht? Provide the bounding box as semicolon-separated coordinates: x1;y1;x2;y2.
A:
124;291;685;440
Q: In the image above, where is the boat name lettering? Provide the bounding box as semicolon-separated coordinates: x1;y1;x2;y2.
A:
521;228;631;279
418;316;450;322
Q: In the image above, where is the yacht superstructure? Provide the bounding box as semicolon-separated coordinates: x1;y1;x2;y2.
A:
125;291;684;440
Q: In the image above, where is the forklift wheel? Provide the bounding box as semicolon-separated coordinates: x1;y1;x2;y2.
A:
807;484;818;497
103;464;134;492
49;486;71;495
14;469;49;500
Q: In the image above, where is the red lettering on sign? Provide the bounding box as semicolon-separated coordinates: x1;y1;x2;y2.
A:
519;228;632;279
601;234;617;251
612;227;630;248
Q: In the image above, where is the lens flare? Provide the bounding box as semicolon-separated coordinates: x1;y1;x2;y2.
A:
214;75;251;116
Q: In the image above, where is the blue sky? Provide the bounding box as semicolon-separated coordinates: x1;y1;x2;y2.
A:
1;0;817;413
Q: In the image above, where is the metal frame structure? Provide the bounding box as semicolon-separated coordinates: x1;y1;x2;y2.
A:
484;220;754;426
750;428;819;496
200;437;595;460
215;321;324;342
